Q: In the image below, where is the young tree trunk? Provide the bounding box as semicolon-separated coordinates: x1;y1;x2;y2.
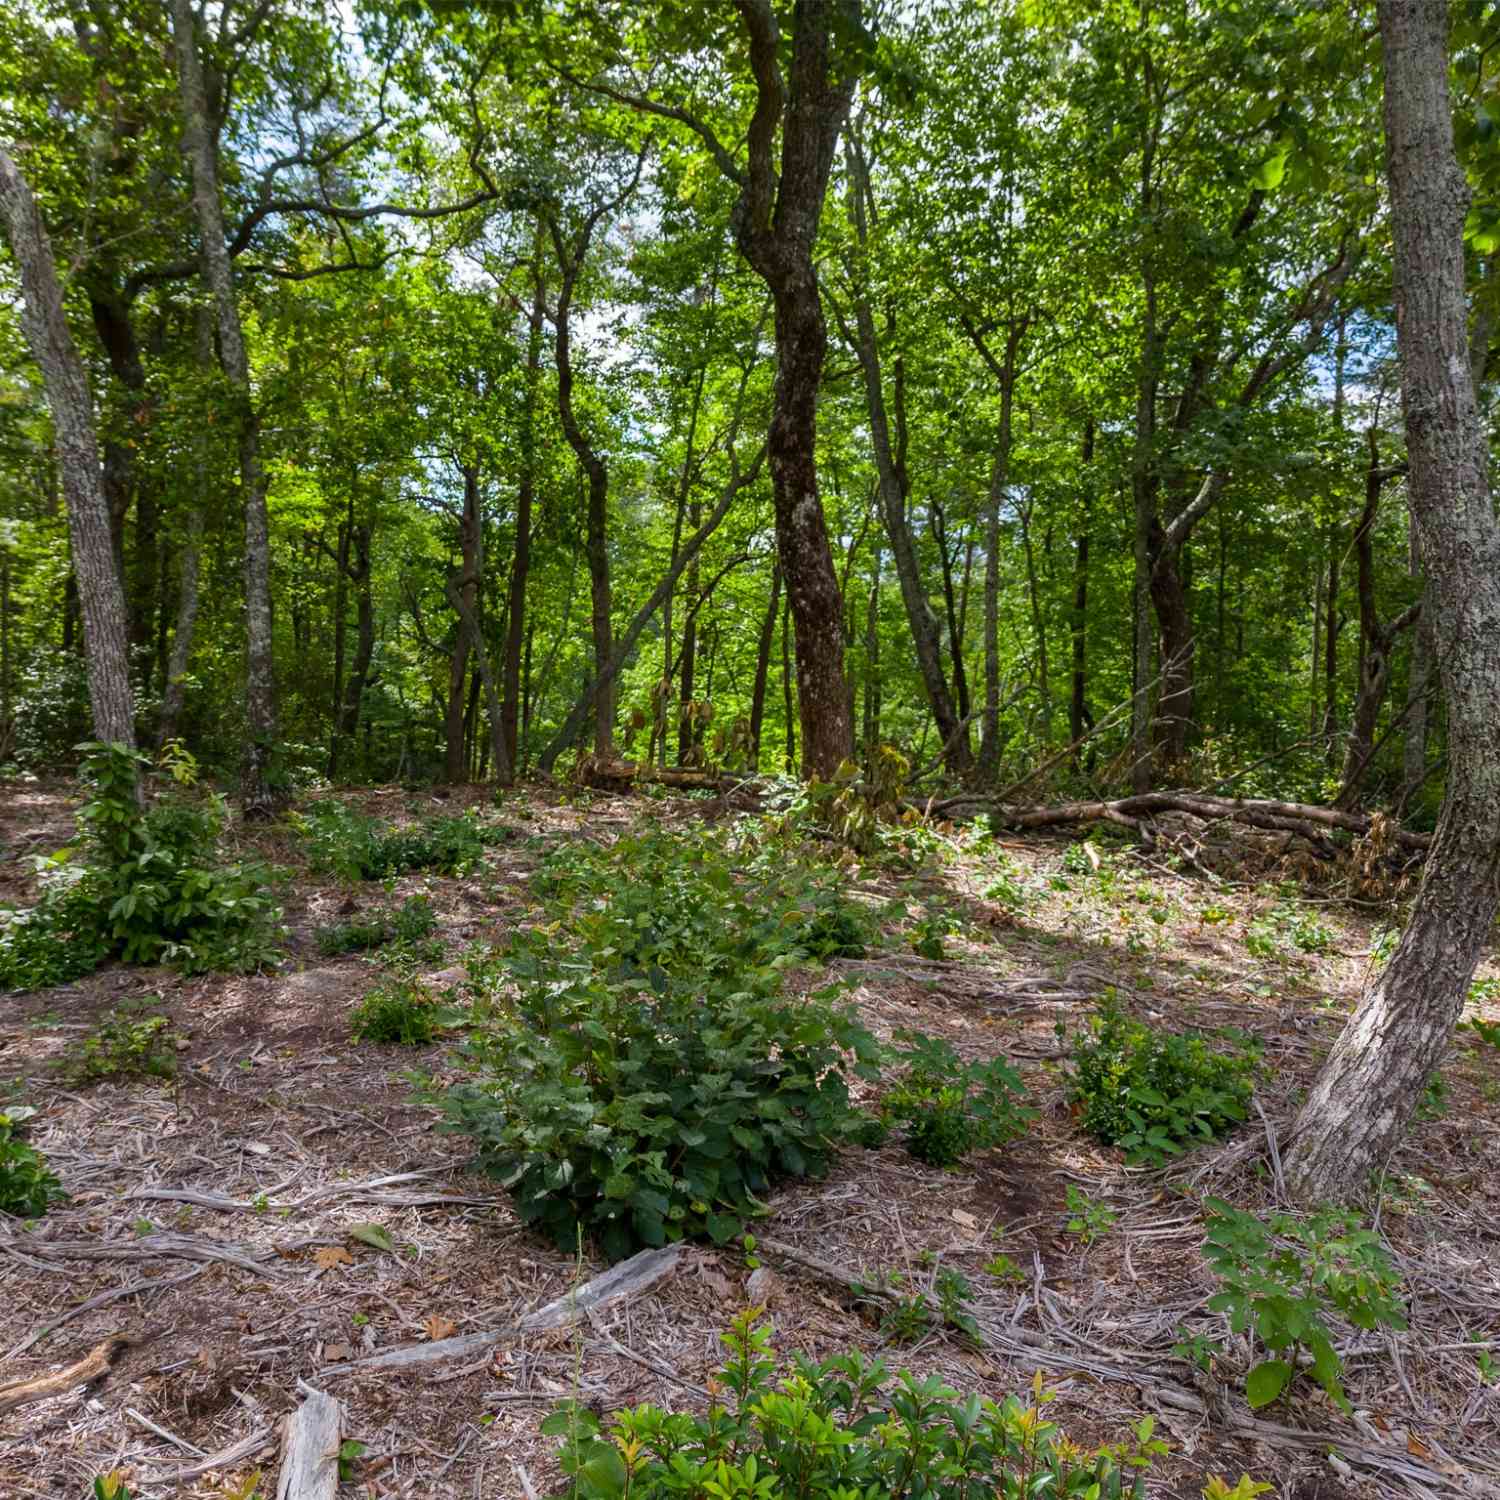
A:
863;546;881;759
1286;0;1500;1202
158;305;213;748
931;500;971;724
842;137;969;772
444;465;481;783
1070;419;1094;756
781;589;796;773
1336;431;1419;807
335;520;374;769
170;0;280;813
500;251;545;779
749;561;782;768
0;147;136;759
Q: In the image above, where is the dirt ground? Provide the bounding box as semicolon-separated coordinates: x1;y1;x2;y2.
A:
2;778;1498;1499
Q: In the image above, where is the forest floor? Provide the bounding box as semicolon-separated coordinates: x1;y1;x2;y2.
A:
2;779;1499;1500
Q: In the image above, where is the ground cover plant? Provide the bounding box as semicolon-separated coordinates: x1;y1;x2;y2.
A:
294;800;510;881
1063;999;1261;1166
0;743;281;991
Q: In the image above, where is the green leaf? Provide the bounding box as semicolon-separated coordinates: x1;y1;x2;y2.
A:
346;1223;395;1253
1251;149;1289;191
1245;1359;1293;1409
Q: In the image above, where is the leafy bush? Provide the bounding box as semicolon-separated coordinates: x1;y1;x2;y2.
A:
1202;1198;1406;1412
315;893;438;956
296;800;506;880
882;1031;1033;1167
351;978;442;1045
0;1107;65;1218
58;999;180;1084
2;743;282;989
0;883;111;992
442;942;878;1259
1063;1000;1259;1166
531;826;873;976
546;1308;1170;1499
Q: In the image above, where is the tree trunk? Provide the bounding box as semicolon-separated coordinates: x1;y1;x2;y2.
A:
157;303;212;747
336;521;374;767
444;465;481;783
727;0;856;779
501;250;545;780
0;148;136;759
842;137;968;772
1286;0;1500;1202
749;561;782;768
781;589;796;774
170;0;280;812
1070;420;1094;756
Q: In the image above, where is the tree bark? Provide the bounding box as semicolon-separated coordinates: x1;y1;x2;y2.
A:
158;303;212;747
170;0;280;812
1285;0;1500;1202
500;257;544;780
1070;419;1093;756
842;136;969;771
726;0;857;778
444;465;481;783
0;147;136;759
749;561;782;767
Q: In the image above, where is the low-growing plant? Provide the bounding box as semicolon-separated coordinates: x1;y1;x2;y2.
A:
296;800;506;881
1245;903;1334;959
546;1307;1165;1499
315;893;438;957
0;1107;65;1217
3;743;281;988
1201;1198;1406;1412
440;936;880;1259
58;999;180;1084
882;1030;1033;1168
1063;999;1259;1165
351;977;441;1045
1063;1184;1117;1245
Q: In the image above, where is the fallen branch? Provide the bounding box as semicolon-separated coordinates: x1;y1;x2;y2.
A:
926;790;1431;851
0;1332;135;1415
319;1243;686;1376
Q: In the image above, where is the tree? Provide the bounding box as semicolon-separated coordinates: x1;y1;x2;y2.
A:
0;146;136;759
1285;0;1500;1202
170;0;281;812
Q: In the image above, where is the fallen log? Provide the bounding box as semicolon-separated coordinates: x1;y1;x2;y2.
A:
276;1385;341;1500
926;790;1431;851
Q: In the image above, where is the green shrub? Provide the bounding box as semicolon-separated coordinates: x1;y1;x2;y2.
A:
0;743;283;989
0;1108;65;1218
0;884;111;992
351;978;441;1045
882;1031;1033;1167
296;801;505;880
315;893;438;956
58;999;180;1084
1245;904;1334;959
442;945;878;1260
546;1307;1165;1499
1202;1198;1406;1412
1063;1000;1259;1166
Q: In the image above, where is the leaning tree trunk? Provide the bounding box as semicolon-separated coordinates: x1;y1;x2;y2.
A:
170;0;280;813
1285;0;1500;1202
0;147;136;759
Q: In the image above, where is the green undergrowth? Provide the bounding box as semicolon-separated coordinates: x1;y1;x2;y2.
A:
315;892;438;956
1062;998;1260;1166
543;1306;1266;1500
434;824;1036;1259
0;1106;65;1218
0;742;282;992
294;799;512;880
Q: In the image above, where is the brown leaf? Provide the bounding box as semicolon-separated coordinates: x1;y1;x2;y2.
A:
1407;1433;1432;1459
951;1209;978;1231
424;1315;458;1342
324;1343;354;1362
314;1246;352;1271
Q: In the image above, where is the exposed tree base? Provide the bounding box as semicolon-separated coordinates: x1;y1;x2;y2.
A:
924;789;1432;852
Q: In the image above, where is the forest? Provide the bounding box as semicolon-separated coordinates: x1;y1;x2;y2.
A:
2;0;1500;1496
